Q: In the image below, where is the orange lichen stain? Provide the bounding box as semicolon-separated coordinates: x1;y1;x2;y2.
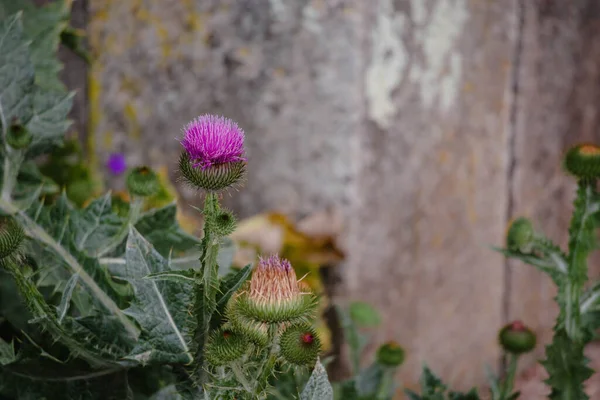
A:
237;47;250;58
437;149;449;165
102;130;114;148
120;76;141;96
462;81;474;93
88;64;103;171
273;67;286;78
124;102;141;140
431;233;443;248
578;144;600;156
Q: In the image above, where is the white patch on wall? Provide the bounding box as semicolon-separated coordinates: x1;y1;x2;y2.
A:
365;0;408;130
409;0;468;112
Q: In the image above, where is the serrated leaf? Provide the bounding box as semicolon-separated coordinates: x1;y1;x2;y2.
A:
26;88;73;155
0;337;16;365
448;390;480;400
349;302;381;328
71;193;125;256
135;203;200;256
0;0;70;91
355;363;384;396
216;263;252;308
56;273;78;323
301;360;333;400
0;13;34;130
143;269;196;283
123;227;193;365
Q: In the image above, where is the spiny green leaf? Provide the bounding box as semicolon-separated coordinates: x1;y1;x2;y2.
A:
541;328;592;400
0;337;16;365
300;360;333;400
0;13;35;131
0;0;70;91
143;269;196;283
123;227;193;365
349;302;381;328
56;272;78;323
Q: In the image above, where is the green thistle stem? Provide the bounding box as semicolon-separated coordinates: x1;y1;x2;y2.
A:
192;192;222;385
500;354;518;400
375;367;396;400
231;361;253;393
1;148;23;202
254;325;280;398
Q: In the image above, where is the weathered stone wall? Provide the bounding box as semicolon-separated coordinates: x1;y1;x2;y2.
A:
81;0;600;392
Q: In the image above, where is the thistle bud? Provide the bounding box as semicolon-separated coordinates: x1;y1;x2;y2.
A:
563;143;600;179
376;341;405;367
0;216;24;260
6;120;32;149
209;208;237;237
231;255;317;324
499;320;536;354
204;327;249;366
506;217;534;253
280;324;321;366
126;166;160;197
178;114;246;192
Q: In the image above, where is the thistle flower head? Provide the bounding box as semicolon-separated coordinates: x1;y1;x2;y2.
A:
563;143;600;179
230;254;316;323
280;323;321;366
376;341;406;367
178;115;246;191
107;153;127;176
499;320;536;354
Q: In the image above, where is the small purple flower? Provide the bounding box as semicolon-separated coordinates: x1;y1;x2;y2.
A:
107;153;127;175
180;114;246;170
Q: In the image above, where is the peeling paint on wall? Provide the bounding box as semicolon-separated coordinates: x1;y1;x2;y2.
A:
365;0;408;129
409;0;468;112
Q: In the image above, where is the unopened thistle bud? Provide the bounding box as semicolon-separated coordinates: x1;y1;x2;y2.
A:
506;217;534;253
126;166;160;197
376;341;405;367
178;114;246;191
204;327;249;366
230;255;317;325
209;207;237;237
499;320;536;354
0;216;24;261
280;323;321;366
563;143;600;179
7;119;32;149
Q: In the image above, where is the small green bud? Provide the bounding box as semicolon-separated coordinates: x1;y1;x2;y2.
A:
499;320;536;354
376;341;405;367
6;120;32;149
179;152;245;192
210;208;236;237
280;324;321;366
506;217;534;252
204;327;249;366
563;143;600;179
0;216;24;260
126;166;160;197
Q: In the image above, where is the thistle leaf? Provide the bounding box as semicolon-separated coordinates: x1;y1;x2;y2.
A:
300;359;334;400
0;338;16;366
123;227;193;365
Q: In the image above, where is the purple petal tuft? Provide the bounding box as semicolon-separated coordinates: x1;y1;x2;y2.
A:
107;153;127;175
181;114;246;170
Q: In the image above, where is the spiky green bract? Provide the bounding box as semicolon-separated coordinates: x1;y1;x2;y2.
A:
204;327;249;367
209;207;236;237
563;144;600;179
279;324;320;366
506;217;534;253
6;120;33;149
233;288;317;324
498;321;536;354
376;341;405;367
0;216;24;260
179;152;245;192
126;166;160;197
226;300;269;346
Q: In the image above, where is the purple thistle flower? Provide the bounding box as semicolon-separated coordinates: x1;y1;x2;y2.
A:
180;114;246;170
106;153;127;175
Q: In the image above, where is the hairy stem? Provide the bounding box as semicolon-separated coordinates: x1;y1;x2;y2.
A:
500;354;518;400
254;325;279;397
231;361;253;393
1;148;23;202
375;367;395;400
